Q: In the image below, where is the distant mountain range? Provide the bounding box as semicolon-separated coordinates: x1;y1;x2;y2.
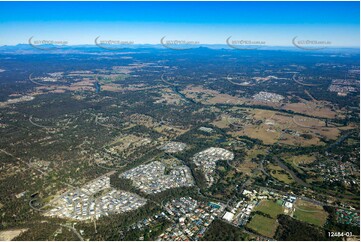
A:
0;44;359;54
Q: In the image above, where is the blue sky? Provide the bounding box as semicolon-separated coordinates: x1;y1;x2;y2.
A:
0;1;359;46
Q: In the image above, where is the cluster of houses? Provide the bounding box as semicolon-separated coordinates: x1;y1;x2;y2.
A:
159;141;187;153
336;209;360;227
45;176;146;220
198;127;214;133
313;153;359;187
192;147;234;186
158;197;224;241
253;91;284;103
125;213;168;240
121;161;194;194
328;79;358;96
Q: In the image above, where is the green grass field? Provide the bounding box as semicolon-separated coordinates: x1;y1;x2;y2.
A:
98;74;129;83
293;200;328;227
246;214;278;238
255;200;284;218
267;164;295;184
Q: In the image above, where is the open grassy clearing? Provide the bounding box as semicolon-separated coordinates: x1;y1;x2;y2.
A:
267;164;295;184
0;229;29;241
293;200;328;227
247;214;278;238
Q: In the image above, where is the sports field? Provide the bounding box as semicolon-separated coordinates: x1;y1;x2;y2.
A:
293;200;328;227
255;200;284;218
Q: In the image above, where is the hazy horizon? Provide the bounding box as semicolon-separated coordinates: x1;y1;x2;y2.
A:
0;1;359;47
